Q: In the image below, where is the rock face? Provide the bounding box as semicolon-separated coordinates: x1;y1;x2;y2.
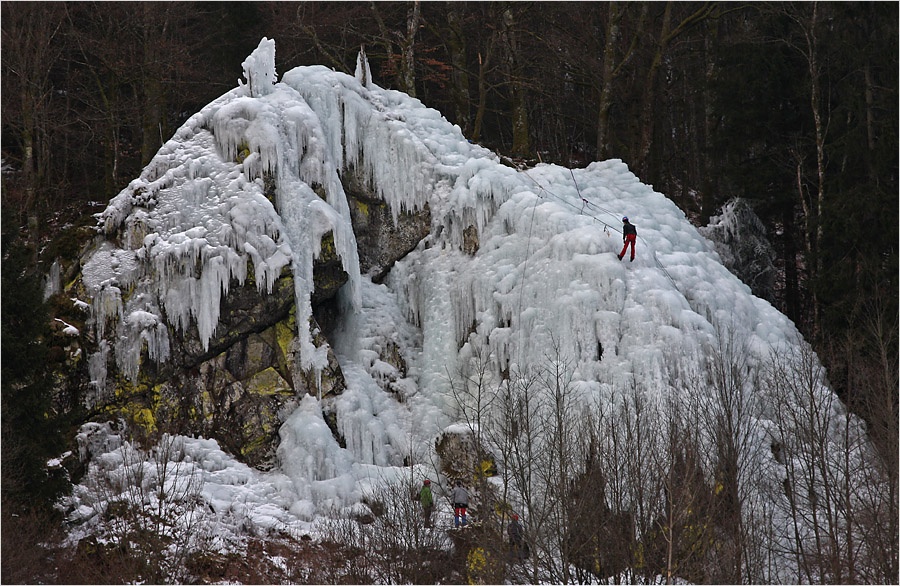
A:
699;198;777;303
434;427;497;485
127;260;348;469
46;176;430;471
342;168;431;282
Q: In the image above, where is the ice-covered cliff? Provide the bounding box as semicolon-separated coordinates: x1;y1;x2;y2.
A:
64;39;874;582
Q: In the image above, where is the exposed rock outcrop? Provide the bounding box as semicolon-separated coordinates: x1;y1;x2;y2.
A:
435;427;497;487
49;235;353;469
342;167;431;282
45;145;431;473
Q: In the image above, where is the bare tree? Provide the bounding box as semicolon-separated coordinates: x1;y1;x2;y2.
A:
1;2;66;216
441;2;472;135
763;338;880;584
471;17;499;145
498;3;531;158
369;1;422;97
538;345;607;583
687;325;769;583
81;434;209;584
486;363;543;582
400;0;422;97
822;293;899;583
478;341;597;583
449;340;498;472
653;397;716;585
581;386;641;581
358;474;450;583
595;1;645;160
774;2;830;335
634;2;715;175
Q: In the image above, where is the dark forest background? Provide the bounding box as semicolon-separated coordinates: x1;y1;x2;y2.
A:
1;0;897;531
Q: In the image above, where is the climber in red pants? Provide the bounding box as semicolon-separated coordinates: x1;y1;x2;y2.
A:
618;216;636;262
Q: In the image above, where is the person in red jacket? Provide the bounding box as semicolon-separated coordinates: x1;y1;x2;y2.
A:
618;216;636;262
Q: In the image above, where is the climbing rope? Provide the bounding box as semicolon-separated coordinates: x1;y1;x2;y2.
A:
514;184;542;367
517;164;679;290
501;159;688;373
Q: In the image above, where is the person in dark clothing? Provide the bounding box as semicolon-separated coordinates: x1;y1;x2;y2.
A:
419;479;434;528
618;216;637;262
507;513;527;561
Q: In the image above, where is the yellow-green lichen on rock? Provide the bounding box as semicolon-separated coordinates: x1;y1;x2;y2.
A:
64;198;354;471
235;141;251;163
463;542;505;586
244;367;292;396
232;397;286;467
467;547;488;585
104;401;158;441
244;333;274;371
275;308;297;364
131;406;158;434
104;376;167;441
319;232;336;258
479;458;497;478
240;418;276;460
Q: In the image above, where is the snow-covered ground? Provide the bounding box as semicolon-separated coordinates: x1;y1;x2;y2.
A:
61;39;873;582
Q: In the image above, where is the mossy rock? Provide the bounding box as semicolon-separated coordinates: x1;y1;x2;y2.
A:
436;428;497;485
244;367;292;396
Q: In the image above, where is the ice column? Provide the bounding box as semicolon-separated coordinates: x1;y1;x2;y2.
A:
354;46;373;89
240;37;277;97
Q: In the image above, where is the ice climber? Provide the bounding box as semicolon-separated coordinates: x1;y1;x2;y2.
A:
450;480;470;528
618;216;637;262
420;479;434;528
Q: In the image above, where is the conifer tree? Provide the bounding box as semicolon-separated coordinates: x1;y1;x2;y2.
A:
1;209;68;511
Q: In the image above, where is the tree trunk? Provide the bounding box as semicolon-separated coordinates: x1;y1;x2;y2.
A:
400;0;421;98
141;76;165;166
782;205;801;325
635;1;673;176
21;87;36;214
596;2;645;162
807;3;826;337
473;35;495;144
501;6;530;157
445;2;471;134
636;2;713;176
596;2;619;160
140;4;169;166
781;2;827;338
700;15;719;225
4;3;64;216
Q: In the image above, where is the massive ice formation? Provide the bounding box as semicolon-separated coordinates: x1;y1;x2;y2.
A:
67;43;872;582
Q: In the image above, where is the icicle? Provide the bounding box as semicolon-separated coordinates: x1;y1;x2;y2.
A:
354;45;373;89
86;340;110;408
115;309;171;382
43;259;62;300
92;285;123;339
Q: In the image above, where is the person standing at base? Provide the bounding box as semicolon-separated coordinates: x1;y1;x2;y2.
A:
450;480;470;527
419;479;434;528
507;513;526;561
618;216;637;262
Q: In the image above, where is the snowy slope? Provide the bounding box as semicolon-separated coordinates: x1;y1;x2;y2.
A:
65;40;869;579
